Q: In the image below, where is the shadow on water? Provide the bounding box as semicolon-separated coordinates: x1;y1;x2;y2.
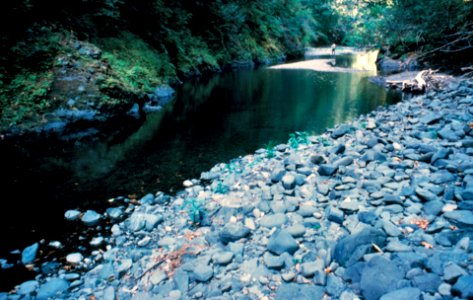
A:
0;57;401;291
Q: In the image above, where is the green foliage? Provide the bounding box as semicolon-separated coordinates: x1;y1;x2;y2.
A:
214;182;230;194
264;140;276;158
288;131;310;149
0;30;65;126
98;32;175;93
182;197;205;225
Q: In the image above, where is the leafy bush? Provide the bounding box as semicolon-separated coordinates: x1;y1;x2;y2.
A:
98;32;175;93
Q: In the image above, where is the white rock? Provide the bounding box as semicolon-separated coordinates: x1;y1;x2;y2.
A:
66;253;83;264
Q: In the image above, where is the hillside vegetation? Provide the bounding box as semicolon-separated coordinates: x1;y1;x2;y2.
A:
0;0;471;131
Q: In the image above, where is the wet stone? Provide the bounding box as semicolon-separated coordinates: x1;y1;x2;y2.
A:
443;210;473;228
212;251;234;265
64;210;81;221
412;273;441;293
286;224;306;237
452;275;473;299
267;229;299;255
360;256;404;300
220;222;251;244
282;174;296;190
193;264;213;282
379;287;421;300
318;164;338;176
81;210;101;226
276;283;325;300
327;207;344;224
260;213;287;228
263;252;285;269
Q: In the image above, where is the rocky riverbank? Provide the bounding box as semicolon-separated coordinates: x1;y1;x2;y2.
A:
3;78;473;300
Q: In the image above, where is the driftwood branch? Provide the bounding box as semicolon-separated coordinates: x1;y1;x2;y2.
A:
386;69;434;93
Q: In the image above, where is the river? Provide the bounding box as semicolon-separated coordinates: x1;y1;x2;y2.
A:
0;51;400;290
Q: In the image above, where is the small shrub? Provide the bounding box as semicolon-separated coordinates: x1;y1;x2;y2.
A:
182;197;205;225
288;131;310;149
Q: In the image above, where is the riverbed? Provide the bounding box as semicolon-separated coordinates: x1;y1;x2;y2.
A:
0;50;400;290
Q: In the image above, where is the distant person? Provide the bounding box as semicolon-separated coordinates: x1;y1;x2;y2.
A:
331;43;336;56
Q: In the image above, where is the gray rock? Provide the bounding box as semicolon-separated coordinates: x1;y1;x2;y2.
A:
452;275;473;298
443;262;467;282
276;283;325;300
412;273;441;293
381;220;402;237
327;207;344;224
21;243;39;265
103;287;115;300
423;200;444;216
415;188;437;202
267;229;299;255
271;168;286;182
340;199;361;212
300;258;324;278
282;174;296;190
297;205;317;217
310;155;327;165
36;278;69;300
116;258;132;277
360;256;405;300
318;164;338;176
420;113;441;125
286;224;306;237
128;212;163;231
386;239;412;252
326;273;344;297
106;207;124;220
430;171;456;185
173;268;189;293
220;222;251;244
317;184;330;195
64;210;81;221
17;280;39;295
334;156;354;167
66;252;83;264
383;194;402;205
212;251;234;265
444;210;473;228
334;227;387;267
260;213;287;228
332;124;353;138
193;264;213;282
461;188;473;200
140;193;155;205
379;287;421;300
361;150;387;162
377;57;402;74
81;210;101;226
438;127;461;142
154;85;175;98
263;252;285;269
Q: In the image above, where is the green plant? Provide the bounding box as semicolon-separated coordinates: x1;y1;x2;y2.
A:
214;182;229;194
264;140;276;158
182;197;205;225
288;131;310;149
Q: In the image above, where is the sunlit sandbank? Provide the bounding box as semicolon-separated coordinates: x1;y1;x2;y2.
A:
270;47;379;73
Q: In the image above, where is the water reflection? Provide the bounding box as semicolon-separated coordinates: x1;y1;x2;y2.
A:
0;56;400;290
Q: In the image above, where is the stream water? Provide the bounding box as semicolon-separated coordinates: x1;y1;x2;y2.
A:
0;53;401;290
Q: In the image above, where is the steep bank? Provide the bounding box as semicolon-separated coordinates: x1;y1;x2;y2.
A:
3;79;473;299
0;0;328;137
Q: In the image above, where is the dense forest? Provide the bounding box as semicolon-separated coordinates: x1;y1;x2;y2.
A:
0;0;472;131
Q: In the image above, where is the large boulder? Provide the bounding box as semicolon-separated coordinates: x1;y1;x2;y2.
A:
334;227;387;267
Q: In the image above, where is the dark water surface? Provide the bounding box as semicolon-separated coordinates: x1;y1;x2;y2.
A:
0;59;400;290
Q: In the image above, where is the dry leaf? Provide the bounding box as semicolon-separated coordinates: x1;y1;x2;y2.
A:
421;241;433;249
411;218;429;230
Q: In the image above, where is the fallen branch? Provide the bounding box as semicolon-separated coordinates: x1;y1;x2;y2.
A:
386;70;432;93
